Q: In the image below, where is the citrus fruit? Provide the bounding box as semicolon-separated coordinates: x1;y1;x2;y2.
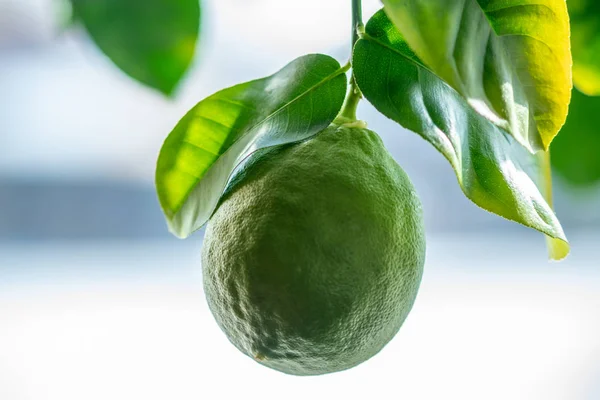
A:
201;122;426;375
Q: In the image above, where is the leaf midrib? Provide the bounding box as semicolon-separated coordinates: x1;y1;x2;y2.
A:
361;34;566;240
168;61;349;216
361;17;563;145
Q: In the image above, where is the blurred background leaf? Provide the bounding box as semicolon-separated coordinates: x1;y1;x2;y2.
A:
569;0;600;96
552;89;600;186
550;0;600;187
70;0;201;96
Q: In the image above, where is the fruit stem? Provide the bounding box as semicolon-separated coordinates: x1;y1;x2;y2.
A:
339;0;364;121
351;0;363;51
339;78;362;121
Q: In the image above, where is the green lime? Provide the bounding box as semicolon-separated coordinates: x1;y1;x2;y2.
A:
202;123;425;375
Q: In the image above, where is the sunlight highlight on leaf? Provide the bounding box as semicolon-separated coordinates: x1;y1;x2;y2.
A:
156;54;348;238
381;0;572;152
353;10;568;259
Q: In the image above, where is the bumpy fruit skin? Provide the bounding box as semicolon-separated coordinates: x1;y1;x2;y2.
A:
201;123;425;376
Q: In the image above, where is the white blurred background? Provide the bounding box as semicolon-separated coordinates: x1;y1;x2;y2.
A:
0;0;599;399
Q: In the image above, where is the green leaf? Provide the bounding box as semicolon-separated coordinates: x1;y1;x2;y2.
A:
552;88;600;185
380;0;572;152
71;0;200;95
353;10;568;260
569;0;600;95
156;54;348;238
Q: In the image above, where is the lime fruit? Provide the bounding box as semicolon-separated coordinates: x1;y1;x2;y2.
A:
201;123;426;375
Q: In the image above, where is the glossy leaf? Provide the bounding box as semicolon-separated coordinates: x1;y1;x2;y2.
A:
569;0;600;95
354;10;568;259
552;89;600;185
381;0;572;152
71;0;200;95
156;54;348;238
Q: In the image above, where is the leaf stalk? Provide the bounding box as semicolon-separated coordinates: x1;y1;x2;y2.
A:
339;0;364;121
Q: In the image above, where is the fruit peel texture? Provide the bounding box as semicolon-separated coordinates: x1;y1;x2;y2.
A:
201;124;426;376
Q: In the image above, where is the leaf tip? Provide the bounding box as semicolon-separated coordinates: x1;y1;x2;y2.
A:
546;236;570;262
157;83;179;98
167;220;191;240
